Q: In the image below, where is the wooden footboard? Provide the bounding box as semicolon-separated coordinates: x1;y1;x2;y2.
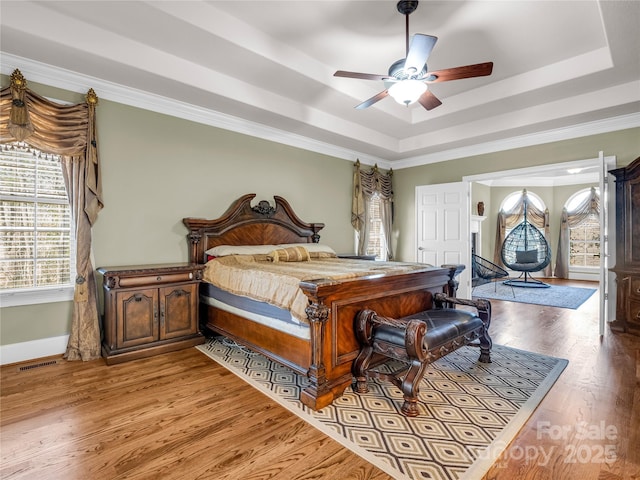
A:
297;266;453;410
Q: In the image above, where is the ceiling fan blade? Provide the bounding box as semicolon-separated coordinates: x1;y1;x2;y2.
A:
404;34;438;75
418;90;442;111
355;90;389;109
425;62;494;83
334;71;391;81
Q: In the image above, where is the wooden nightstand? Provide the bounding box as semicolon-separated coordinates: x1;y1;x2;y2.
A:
98;263;205;365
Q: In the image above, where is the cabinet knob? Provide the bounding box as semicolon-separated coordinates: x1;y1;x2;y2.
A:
157;276;162;281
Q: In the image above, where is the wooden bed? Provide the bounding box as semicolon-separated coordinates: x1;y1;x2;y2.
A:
183;194;459;410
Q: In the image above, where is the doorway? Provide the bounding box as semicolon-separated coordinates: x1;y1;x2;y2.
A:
463;153;615;334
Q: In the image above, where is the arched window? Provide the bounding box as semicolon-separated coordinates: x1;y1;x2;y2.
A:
554;187;600;278
500;190;545;215
499;190;546;237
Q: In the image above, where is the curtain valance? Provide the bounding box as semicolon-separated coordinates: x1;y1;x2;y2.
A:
1;69;103;223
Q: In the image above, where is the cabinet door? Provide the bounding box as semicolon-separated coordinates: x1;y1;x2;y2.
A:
626;178;640;268
160;284;198;340
116;288;159;348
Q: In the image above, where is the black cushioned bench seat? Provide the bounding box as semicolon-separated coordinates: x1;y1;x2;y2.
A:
353;292;492;417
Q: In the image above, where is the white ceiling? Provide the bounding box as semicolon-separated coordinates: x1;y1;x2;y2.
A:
1;0;639;172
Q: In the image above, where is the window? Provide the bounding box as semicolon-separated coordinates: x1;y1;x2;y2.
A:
499;190;546;237
0;142;75;304
566;188;600;268
500;190;544;213
364;194;385;259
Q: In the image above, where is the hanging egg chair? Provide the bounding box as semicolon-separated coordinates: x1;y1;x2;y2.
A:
500;200;551;288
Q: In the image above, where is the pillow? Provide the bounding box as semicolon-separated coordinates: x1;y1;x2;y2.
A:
268;246;311;262
205;244;278;257
277;243;337;255
516;249;538;264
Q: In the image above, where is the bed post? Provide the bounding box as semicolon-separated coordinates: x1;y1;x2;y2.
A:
299;296;334;410
442;264;465;300
187;230;202;264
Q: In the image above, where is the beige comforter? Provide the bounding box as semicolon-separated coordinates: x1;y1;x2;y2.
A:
202;255;430;322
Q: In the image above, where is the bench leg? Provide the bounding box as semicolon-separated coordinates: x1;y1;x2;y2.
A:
400;359;428;417
478;328;492;363
477;299;492;363
352;345;373;394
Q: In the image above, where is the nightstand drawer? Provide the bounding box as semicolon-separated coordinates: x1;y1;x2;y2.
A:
119;272;194;288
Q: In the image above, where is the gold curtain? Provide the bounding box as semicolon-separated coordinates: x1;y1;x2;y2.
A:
351;160;394;260
0;69;104;361
493;189;552;276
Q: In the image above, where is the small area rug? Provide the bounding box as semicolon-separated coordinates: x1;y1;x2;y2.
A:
472;282;596;309
197;336;568;480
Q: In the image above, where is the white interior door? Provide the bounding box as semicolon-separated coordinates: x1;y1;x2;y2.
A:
600;152;616;335
416;182;471;298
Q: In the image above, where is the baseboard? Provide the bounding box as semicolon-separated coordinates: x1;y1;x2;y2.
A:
568;272;599;281
0;335;69;366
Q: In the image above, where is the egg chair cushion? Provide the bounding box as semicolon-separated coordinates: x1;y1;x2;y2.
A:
516;249;538;264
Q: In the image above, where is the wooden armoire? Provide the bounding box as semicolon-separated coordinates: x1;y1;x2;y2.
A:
609;156;640;335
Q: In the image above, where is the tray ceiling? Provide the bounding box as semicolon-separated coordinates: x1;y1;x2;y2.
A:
1;0;638;169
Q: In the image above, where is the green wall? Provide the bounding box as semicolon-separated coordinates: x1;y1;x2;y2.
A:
92;100;357;266
1;75;638;351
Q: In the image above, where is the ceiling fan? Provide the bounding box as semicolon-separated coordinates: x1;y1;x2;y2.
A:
334;0;494;111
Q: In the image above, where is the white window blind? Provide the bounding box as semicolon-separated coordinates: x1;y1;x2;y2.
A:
569;217;600;267
365;194;385;259
0;142;73;290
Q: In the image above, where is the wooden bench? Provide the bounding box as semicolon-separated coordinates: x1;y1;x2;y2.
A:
353;292;492;416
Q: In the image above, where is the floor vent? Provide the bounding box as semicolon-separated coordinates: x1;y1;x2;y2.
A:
18;360;59;372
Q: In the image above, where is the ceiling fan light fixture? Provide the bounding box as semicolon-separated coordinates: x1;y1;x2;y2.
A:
388;80;427;106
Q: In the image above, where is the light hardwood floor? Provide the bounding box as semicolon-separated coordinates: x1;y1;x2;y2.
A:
1;279;639;480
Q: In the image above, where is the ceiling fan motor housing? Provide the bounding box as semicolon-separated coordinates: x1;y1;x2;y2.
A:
389;58;427;80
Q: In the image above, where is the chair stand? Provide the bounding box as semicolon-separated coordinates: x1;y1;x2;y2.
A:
471;254;515;297
503;272;550;288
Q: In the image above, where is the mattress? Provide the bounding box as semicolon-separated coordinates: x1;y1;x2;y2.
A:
200;283;310;339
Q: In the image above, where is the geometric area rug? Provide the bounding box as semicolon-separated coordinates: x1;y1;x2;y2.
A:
197;336;568;480
473;282;597;309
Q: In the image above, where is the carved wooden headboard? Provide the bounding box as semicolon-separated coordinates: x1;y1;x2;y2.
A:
183;194;325;264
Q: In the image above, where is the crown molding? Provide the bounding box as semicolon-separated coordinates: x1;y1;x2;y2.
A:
0;53;388;168
394;112;640;170
2;52;637;172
